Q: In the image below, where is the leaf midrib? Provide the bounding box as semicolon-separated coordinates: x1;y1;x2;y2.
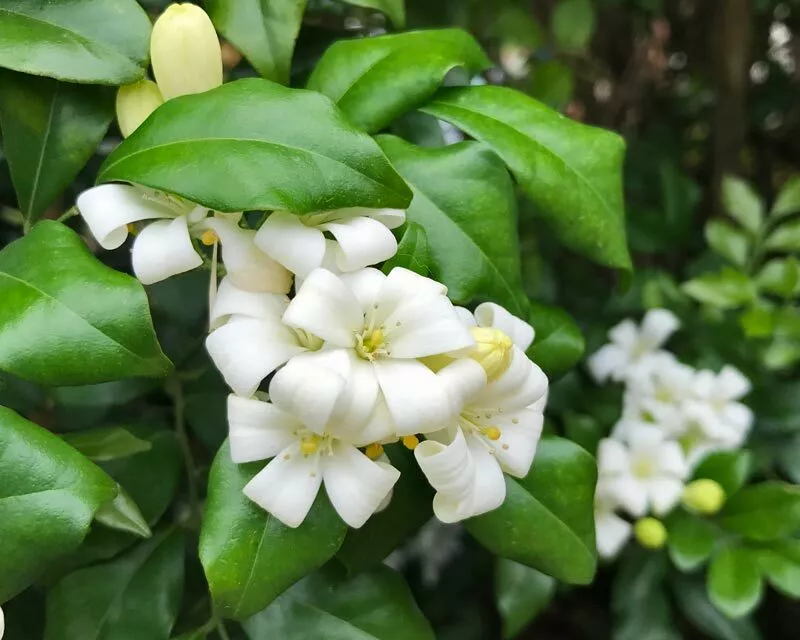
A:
26;83;59;219
233;513;272;618
282;595;380;640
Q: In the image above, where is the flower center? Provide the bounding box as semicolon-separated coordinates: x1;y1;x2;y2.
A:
292;431;334;457
632;457;656;479
355;328;389;361
459;412;505;448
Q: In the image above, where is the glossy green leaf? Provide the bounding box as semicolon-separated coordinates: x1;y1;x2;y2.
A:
672;575;762;640
94;485;152;539
764;219;800;252
495;559;555;640
708;546;763;619
706;220;749;267
243;564;433;640
0;221;172;385
206;0;308;84
382;222;430;277
552;0;596;51
526;302;585;377
692;450;752;497
529;60;574;109
466;437;597;584
0;406;117;600
755;540;800;597
682;268;756;309
63;426;152;462
0;71;113;225
378;135;526;314
563;412;602;455
44;530;185;640
422;85;630;271
308;30;490;133
666;511;718;571
337;444;433;574
771;175;800;219
719;482;800;541
0;0;150;84
199;441;348;620
756;257;800;298
722;176;764;234
340;0;406;27
98;78;412;213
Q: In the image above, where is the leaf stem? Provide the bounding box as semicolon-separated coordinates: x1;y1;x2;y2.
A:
216;619;231;640
56;205;79;223
166;375;200;528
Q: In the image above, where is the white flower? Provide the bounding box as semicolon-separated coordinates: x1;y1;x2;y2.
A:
255;208;405;278
229;351;400;528
597;424;689;517
588;309;680;383
594;479;632;559
414;348;548;523
77;184;291;290
282;267;475;437
0;604;4;640
456;302;536;352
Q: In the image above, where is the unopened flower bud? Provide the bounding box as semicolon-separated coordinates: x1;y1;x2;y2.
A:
150;3;223;100
469;327;514;381
682;479;726;515
634;517;667;549
115;79;164;137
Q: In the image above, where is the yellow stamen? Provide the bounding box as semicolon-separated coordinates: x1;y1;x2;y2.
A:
200;229;218;246
402;435;420;450
469;327;514;381
484;426;502;441
300;438;319;456
365;443;384;460
632;458;655;479
126;223;137;235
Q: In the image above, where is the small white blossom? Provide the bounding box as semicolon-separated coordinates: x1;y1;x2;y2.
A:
594;479;632;559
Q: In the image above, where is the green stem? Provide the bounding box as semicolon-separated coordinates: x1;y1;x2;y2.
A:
56;205;79;223
216;620;231;640
166;375;200;529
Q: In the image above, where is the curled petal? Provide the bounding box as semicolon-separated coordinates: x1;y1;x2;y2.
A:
415;429;475;523
209;277;289;326
323;216;399;272
131;216;203;284
462;435;507;518
474;302;535;351
371;208;406;229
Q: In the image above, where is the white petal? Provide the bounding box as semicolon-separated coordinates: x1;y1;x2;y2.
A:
322;216;399;272
597;438;630;476
209;277;289;326
454;306;478;328
608;476;649;517
254;211;327;277
472;348;548;412
415;429;475;523
77;184;174;250
384;294;475;358
436;358;487;413
718;366;751;400
462;435;507;518
492;408;543;477
284;269;363;347
243;444;322;528
720;402;754;435
658;441;689;479
338;267;386;310
595;511;632;559
328;353;381;443
204;216;292;294
647;477;685;515
608;319;639;348
474;302;535;351
587;344;627;383
206;317;306;397
227;395;300;463
374;359;454;435
321;442;400;528
640;309;680;348
370;208;406;229
131;216;203;284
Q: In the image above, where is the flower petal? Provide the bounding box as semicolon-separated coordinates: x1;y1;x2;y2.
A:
491;408;543;477
227;394;300;463
77;184;174;250
370;208;406;229
131;216;203;284
595;511;632;559
647;477;685;515
474;302;535;351
717;365;751;401
321;441;400;528
597;438;630;476
471;348;548;412
658;441;689;479
415;429;475;523
329;353;381;443
587;344;627;383
608;476;649;518
209;277;289;326
384;294;475;358
255;211;327;277
463;434;507;518
436;358;487;413
323;216;399;272
339;267;386;310
640;309;679;349
608;319;639;348
243;443;322;528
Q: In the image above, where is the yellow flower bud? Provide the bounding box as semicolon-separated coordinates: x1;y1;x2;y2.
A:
150;3;223;100
115;79;164;138
682;479;726;515
634;517;668;550
469;327;514;381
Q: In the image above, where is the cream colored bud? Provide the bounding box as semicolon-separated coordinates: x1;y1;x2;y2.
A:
115;79;164;137
469;327;514;381
682;479;726;515
150;3;223;100
634;517;668;550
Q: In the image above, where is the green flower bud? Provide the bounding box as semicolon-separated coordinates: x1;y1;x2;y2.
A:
115;79;164;138
682;479;726;515
634;517;668;550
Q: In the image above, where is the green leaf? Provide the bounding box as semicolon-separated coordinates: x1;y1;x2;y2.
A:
308;29;490;133
764;219;800;252
770;175;800;219
526;302;585;378
755;540;800;597
44;530;185;640
552;0;596;51
682;268;756;309
719;482;800;541
756;257;800;298
0;221;172;385
721;176;764;234
0;406;117;600
466;436;597;584
529;60;574;110
692;450;752;496
63;426;153;462
199;441;348;620
563;412;602;455
672;575;762;640
94;485;152;539
708;546;763;619
243;564;434;640
0;71;113;225
495;559;555;639
206;0;308;84
706;220;750;267
0;0;150;84
382;222;430;277
422;85;630;271
336;444;432;574
378;135;526;315
98;78;412;213
666;511;718;571
340;0;406;27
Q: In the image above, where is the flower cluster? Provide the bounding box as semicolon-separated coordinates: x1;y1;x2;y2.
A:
75;5;548;531
588;309;753;558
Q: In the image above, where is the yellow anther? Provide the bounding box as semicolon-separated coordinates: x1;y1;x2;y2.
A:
634;517;668;550
402;435;420;450
200;229;218;246
126;223;137;235
300;438;319;456
632;458;655;479
363;329;385;352
365;443;384;460
469;327;514;381
484;426;502;441
682;479;726;515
